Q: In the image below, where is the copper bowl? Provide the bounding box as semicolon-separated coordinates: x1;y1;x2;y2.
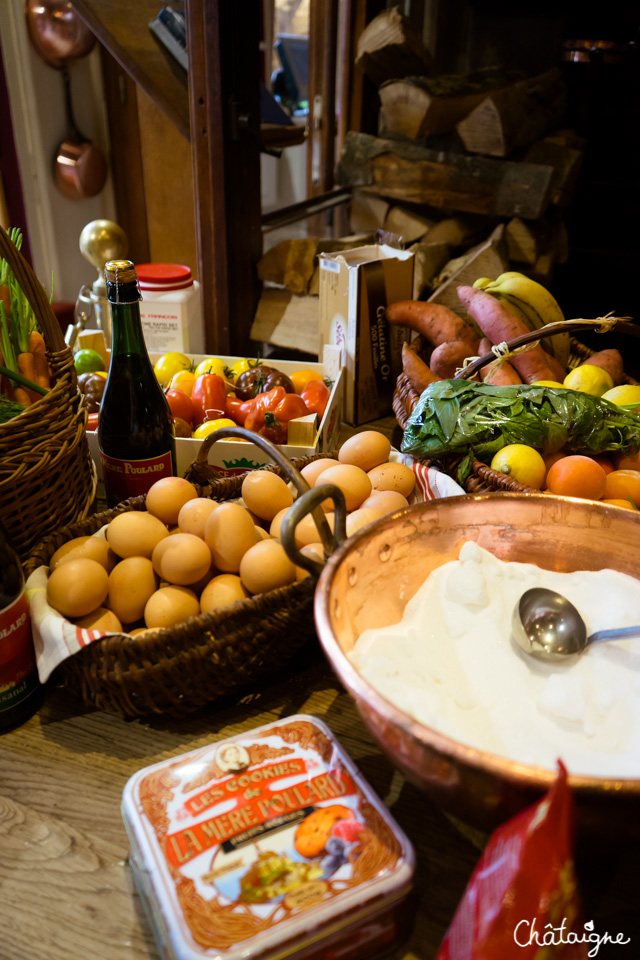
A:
313;492;640;841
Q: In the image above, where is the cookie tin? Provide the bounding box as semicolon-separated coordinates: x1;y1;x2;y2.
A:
121;714;415;960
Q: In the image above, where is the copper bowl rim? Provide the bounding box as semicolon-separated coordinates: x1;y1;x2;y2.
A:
314;491;640;798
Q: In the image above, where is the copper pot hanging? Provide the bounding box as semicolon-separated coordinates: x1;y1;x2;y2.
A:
24;0;108;200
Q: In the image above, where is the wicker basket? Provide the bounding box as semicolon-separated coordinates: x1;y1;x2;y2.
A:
393;321;640;494
23;435;339;719
0;226;96;560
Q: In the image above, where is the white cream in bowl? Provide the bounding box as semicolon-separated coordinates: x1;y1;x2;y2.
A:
349;542;640;778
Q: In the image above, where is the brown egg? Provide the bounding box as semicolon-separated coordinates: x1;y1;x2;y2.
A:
200;574;249;614
239;540;296;594
154;533;213;586
361;490;409;516
128;626;158;637
367;462;416;498
204;502;257;572
73;607;122;633
146;476;198;525
50;535;118;573
47;558;109;619
300;458;338;487
107;511;169;559
345;507;380;538
295;542;325;580
315;464;371;512
177;497;219;538
254;525;271;541
269;508;289;540
338;431;391;472
241;471;294;521
144;585;200;629
108;556;159;624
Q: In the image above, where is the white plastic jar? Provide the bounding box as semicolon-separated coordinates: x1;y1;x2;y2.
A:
136;263;204;355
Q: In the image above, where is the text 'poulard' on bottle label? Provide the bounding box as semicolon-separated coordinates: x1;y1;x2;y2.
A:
100;450;174;501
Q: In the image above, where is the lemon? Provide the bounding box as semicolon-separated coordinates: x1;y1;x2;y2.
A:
490;444;547;489
602;384;640;413
562;364;614;396
531;380;564;388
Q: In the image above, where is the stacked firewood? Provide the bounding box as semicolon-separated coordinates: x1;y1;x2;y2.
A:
338;7;584;306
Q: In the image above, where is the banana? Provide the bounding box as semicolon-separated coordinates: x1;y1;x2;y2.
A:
484;273;568;368
473;277;493;289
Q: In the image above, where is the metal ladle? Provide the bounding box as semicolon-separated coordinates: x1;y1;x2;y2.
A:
512;587;640;662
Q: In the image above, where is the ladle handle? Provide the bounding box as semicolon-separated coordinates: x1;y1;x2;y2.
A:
589;625;640;645
62;67;83;142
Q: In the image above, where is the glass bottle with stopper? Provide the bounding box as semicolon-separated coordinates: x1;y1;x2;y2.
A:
68;218;128;350
98;259;176;507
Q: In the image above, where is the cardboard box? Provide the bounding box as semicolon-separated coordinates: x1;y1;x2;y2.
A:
86;354;343;503
318;244;413;425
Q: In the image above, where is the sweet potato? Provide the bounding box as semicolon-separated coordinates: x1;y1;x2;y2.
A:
402;341;441;394
457;285;559;384
386;300;478;348
430;338;479;379
580;348;624;386
476;336;523;386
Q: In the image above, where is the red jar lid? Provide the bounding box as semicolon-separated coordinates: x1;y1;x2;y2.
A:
136;263;193;291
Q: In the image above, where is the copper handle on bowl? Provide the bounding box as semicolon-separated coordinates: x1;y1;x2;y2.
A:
280;484;348;578
194;425;336;555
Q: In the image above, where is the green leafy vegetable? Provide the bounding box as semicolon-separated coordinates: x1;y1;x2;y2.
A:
0;394;25;424
401;380;640;479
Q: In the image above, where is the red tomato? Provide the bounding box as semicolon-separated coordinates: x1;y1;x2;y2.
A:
301;380;330;418
87;412;99;432
165;388;194;425
191;374;227;427
273;393;309;421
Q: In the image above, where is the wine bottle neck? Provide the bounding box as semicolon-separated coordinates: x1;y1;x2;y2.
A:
110;300;148;358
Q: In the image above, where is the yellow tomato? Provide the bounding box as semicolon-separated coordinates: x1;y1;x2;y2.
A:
290;369;324;394
194;357;230;379
192;417;237;439
153;352;192;386
168;370;196;396
94;370;108;379
227;358;260;382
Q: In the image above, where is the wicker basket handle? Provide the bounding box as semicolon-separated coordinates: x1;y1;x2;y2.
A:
456;318;640;381
0;225;65;352
190;425;336;555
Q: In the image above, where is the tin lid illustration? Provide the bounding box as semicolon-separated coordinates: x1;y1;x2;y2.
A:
122;714;415;960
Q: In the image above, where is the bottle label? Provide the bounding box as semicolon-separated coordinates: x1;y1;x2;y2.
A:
100;450;174;503
0;590;38;711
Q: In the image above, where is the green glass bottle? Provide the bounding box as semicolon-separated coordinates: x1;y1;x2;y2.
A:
98;260;176;507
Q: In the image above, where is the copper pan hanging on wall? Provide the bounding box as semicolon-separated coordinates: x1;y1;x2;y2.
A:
24;0;108;200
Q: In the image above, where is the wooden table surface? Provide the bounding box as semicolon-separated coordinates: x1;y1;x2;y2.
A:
3;419;640;958
2;640;640;960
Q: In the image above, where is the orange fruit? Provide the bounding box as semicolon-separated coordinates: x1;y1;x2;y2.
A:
615;450;640;471
546;455;607;500
586;454;614;475
543;450;567;472
603;470;640;508
601;499;636;510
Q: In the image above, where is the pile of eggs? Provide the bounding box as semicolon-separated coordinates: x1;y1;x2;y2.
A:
45;430;415;636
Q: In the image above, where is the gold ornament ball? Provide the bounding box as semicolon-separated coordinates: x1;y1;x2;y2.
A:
79;220;128;272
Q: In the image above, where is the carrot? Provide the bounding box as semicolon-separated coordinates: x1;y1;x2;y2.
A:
430;338;479;379
402;341;440;394
457;285;559;385
28;330;50;388
580;348;624;386
14;386;32;408
386;300;479;348
17;353;41;404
